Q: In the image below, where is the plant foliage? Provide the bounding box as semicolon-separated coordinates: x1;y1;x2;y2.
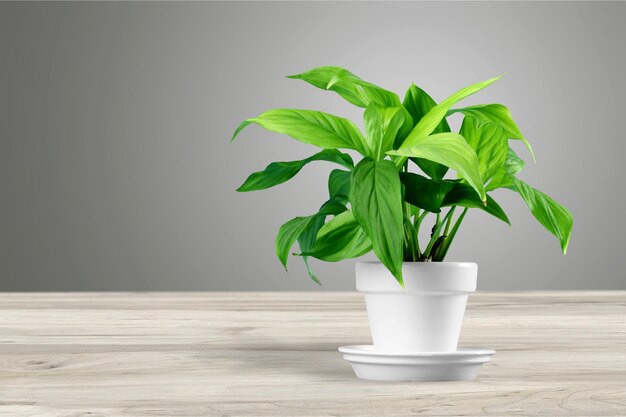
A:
233;66;573;285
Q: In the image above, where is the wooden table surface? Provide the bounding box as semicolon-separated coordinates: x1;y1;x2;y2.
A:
0;292;625;417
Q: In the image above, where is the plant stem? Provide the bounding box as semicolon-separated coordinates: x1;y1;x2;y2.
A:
423;208;455;259
443;206;457;237
434;207;469;261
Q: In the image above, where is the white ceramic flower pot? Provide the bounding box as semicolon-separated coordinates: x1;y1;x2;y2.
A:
356;261;477;353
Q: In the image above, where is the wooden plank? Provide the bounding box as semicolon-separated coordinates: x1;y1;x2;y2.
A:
0;292;624;416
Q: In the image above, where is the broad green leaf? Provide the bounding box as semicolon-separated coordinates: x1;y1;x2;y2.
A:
442;183;510;225
275;199;346;269
350;159;404;284
276;216;315;270
448;104;535;161
300;211;372;262
486;148;526;191
402;84;451;179
402;84;452;135
238;149;353;192
363;104;405;160
508;177;573;254
400;172;456;213
389;133;486;203
232;109;367;154
398;75;502;151
328;169;351;200
459;117;508;182
287;66;401;108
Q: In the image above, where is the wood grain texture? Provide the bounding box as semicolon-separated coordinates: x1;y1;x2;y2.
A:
0;292;625;417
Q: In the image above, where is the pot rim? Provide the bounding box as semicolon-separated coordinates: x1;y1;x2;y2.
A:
357;261;477;268
356;261;478;294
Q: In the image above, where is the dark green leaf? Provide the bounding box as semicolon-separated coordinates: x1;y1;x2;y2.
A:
275;198;347;269
287;66;401;108
232;109;367;154
238;149;353;192
400;172;456;213
297;216;325;285
328;169;351;200
402;84;451;180
389;133;486;203
442;183;510;225
299;211;372;262
402;84;452;135
350;159;404;284
459;117;508;182
448;104;535;161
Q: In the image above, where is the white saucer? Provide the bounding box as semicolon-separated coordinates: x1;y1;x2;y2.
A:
339;345;495;382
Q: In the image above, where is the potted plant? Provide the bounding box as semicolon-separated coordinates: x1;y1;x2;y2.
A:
232;66;573;381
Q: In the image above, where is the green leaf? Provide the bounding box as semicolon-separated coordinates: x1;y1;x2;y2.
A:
297;216;325;285
402;84;452;135
363;104;406;160
459;117;509;182
508;177;573;254
399;75;502;150
287;66;401;108
388;133;486;203
275;199;346;269
400;172;456;213
299;211;372;262
237;149;353;192
487;148;526;191
402;84;451;179
442;183;510;225
276;216;315;270
232;109;367;154
350;159;404;284
328;169;351;200
448;104;535;161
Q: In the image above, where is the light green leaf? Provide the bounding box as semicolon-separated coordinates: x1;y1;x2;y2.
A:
275;199;346;269
486;148;526;191
363;104;405;160
238;149;353;192
287;66;401;108
448;103;535;161
398;76;502;151
350;159;404;284
389;133;486;203
232;109;367;154
459;117;508;182
442;183;510;225
508;177;573;254
299;211;372;262
402;84;451;179
400;172;456;213
328;169;351;200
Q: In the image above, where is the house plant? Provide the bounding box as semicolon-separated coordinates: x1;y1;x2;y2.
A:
232;66;573;380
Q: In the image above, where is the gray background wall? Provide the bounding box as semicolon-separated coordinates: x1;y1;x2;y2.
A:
1;2;625;291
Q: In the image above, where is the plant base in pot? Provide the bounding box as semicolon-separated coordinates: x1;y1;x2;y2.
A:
338;262;495;382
